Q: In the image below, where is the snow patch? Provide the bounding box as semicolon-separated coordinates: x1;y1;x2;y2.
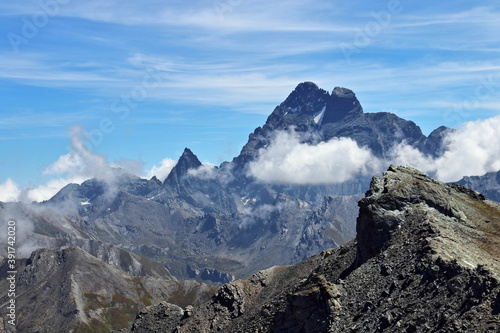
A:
241;196;255;206
147;193;160;201
313;105;326;126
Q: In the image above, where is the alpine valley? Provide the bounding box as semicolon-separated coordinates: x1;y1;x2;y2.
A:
1;83;500;332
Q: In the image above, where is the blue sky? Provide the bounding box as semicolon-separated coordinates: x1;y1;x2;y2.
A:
1;0;500;201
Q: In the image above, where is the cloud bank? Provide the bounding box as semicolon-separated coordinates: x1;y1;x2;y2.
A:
2;114;500;204
248;115;500;185
391;115;500;182
247;130;379;184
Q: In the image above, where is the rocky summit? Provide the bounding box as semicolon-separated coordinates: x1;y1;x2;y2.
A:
125;166;500;332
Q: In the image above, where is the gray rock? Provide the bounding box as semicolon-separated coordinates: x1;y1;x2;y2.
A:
127;302;184;333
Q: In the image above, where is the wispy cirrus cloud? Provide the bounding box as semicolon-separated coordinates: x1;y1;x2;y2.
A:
0;0;347;32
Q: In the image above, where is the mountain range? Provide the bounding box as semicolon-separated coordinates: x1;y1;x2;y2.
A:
2;82;500;332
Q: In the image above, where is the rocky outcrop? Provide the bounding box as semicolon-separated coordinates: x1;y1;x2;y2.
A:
125;302;185;333
126;166;500;332
356;165;480;265
187;265;235;284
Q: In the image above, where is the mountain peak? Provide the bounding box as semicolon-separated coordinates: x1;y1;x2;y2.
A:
294;81;321;93
281;82;329;114
279;82;362;124
181;147;200;163
332;86;355;98
164;148;202;186
175;147;201;170
322;86;363;124
235;82;445;166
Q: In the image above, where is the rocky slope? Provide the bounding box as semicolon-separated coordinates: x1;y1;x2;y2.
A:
126;166;500;332
0;247;216;333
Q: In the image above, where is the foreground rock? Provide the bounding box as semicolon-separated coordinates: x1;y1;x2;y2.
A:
126;166;500;332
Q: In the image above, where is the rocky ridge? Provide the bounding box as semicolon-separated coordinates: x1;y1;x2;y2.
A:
126;166;500;332
0;201;174;279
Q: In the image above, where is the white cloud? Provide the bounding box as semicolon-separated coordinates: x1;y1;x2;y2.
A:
389;115;500;182
248;115;500;187
388;143;436;176
2;126;146;203
0;178;21;202
187;162;217;180
145;158;177;181
247;130;380;184
44;126;122;181
39;126;145;200
26;176;88;203
435;115;500;181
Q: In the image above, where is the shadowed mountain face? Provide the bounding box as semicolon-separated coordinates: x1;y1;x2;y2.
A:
125;166;500;333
